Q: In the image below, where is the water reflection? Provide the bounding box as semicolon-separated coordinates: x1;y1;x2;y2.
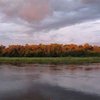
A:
0;64;100;100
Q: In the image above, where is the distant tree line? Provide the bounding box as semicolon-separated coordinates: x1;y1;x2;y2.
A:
0;43;100;57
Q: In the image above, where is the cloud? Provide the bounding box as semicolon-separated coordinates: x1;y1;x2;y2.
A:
39;0;100;30
0;0;100;45
0;0;51;22
0;0;100;31
81;0;100;4
40;20;100;45
1;20;100;45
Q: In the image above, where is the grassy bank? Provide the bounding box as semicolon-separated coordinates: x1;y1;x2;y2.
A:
0;57;100;65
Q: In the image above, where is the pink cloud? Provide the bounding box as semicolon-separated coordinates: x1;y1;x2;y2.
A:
0;0;51;22
19;0;51;22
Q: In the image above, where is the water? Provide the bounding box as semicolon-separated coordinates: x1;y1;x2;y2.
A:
0;64;100;100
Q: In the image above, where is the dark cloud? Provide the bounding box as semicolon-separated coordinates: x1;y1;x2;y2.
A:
81;0;100;4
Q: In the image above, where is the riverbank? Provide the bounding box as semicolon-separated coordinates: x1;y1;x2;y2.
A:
0;57;100;65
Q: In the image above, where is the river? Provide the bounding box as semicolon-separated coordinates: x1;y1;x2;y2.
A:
0;64;100;100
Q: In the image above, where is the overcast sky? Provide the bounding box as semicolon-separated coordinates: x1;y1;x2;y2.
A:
0;0;100;45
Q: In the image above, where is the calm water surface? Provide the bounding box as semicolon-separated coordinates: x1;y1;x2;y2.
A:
0;64;100;100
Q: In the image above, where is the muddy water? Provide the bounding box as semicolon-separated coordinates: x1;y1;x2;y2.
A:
0;64;100;100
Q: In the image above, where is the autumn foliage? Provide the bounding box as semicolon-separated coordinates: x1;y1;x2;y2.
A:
0;44;100;57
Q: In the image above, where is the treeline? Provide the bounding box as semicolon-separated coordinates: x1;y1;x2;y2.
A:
0;44;100;57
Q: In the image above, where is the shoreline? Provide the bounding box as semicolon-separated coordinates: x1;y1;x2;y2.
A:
0;57;100;65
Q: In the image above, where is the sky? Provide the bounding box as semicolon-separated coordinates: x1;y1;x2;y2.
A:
0;0;100;45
